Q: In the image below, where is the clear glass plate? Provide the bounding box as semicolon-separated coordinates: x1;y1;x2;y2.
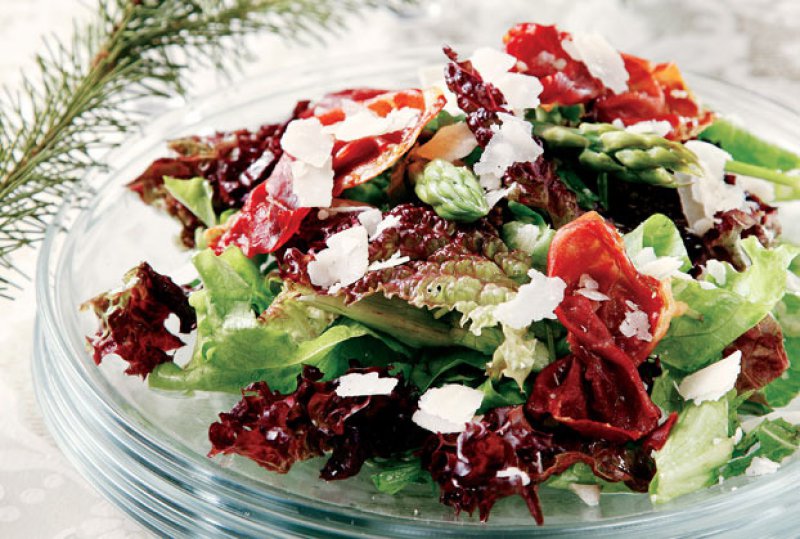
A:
33;47;800;538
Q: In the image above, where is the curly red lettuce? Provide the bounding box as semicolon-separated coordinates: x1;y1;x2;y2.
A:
82;262;195;377
442;46;507;146
727;315;789;397
695;190;781;271
278;203;530;312
420;405;658;524
128;103;308;246
208;365;424;480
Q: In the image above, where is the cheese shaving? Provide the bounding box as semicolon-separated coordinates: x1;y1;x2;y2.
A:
307;225;369;289
335;372;399;398
290;158;334;208
474;113;542;191
493;269;566;329
677;350;742;404
412;384;484;433
281;117;334;167
677;140;746;235
562;33;628;94
619;301;652;342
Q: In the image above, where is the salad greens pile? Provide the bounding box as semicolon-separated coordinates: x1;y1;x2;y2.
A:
83;22;800;524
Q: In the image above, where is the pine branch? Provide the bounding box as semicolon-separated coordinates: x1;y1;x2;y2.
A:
0;0;411;298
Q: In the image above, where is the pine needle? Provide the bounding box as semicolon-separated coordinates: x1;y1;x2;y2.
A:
0;0;412;298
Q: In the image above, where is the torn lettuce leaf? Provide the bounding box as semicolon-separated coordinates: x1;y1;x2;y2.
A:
370;457;433;496
656;238;798;372
699;117;800;171
650;397;735;504
623;213;691;272
764;292;800;407
486;325;551;389
163;176;217;227
544;462;633;494
149;248;409;393
502;220;554;271
721;418;800;479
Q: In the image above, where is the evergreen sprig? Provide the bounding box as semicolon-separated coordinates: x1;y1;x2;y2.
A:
0;0;409;297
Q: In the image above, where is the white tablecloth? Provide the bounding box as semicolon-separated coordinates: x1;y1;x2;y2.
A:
1;1;799;536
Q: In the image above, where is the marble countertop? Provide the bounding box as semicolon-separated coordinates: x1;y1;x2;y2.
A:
1;1;798;537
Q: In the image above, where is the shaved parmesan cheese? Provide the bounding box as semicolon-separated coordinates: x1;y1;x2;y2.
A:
569;484;601;507
469;47;542;114
371;214;401;240
290;158;334;208
484;185;514;209
418;64;461;115
325;107;420;142
474;113;542;190
737;175;775;202
494;269;566;329
412;384;484;433
415;122;478;162
619;301;652;342
677;350;742;404
357;208;383;237
493;72;543;114
496;466;531;486
576;288;610;302
745;456;780;477
677;141;746;235
367;251;410;272
562;33;628;94
575;273;610;301
335;372;398;397
281;117;334;167
622;120;673;137
469;47;517;82
631;247;684;280
307;225;369;289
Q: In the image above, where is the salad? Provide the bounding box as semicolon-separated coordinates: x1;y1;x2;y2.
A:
83;23;800;524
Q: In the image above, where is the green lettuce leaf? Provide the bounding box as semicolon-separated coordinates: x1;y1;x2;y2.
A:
476;377;527;412
370;456;432;495
149;249;408;393
410;348;488;391
623;213;691;271
650;365;684;414
699;118;800;171
502;221;554;271
656;238;798;372
545;462;632;494
486;325;551;389
721;418;800;478
163;176;217;227
764;292;800;407
649;397;735;504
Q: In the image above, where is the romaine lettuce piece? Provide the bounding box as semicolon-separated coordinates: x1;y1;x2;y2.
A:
163;176;217;227
765;292;800;407
721;418;800;478
650;398;734;504
656;238;798;372
623;213;691;271
149;248;408;393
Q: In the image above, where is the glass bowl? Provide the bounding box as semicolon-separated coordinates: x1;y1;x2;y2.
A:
33;47;800;537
